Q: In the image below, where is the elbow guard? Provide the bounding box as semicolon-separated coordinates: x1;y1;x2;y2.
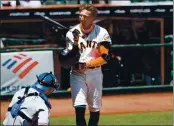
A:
99;41;111;62
101;53;111;62
100;41;111;49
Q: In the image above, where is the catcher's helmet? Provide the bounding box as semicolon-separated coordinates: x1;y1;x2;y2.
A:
33;72;60;91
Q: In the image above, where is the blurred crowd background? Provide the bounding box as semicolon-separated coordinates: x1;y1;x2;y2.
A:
0;0;173;7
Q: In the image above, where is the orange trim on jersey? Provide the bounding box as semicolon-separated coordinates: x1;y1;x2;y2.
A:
99;45;109;54
80;23;94;34
86;45;109;67
87;57;107;67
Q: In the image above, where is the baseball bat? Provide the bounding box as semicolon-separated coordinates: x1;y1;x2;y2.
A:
39;15;69;31
39;15;85;38
39;15;106;38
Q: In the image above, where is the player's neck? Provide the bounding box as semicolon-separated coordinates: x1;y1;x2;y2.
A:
80;23;94;34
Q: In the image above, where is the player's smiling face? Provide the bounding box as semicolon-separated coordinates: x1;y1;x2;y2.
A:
79;9;94;28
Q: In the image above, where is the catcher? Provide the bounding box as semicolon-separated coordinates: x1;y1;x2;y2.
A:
3;72;60;126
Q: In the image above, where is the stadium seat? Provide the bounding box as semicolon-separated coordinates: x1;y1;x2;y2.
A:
43;0;58;5
55;0;66;4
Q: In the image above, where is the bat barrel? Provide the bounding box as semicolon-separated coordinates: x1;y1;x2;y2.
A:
39;15;69;30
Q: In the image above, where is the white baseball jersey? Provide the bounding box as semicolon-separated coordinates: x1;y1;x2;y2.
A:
3;88;50;126
66;24;112;63
67;24;111;111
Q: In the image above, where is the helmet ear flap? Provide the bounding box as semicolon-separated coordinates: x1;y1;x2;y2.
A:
39;72;51;84
36;72;57;88
35;71;60;90
49;73;57;88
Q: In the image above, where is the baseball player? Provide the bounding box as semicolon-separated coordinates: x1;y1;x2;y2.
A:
3;72;60;126
65;4;112;126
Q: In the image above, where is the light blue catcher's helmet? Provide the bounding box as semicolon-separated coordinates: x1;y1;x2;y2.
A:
33;72;60;91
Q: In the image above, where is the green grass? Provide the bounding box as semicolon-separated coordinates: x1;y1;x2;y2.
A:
50;111;173;125
1;111;172;125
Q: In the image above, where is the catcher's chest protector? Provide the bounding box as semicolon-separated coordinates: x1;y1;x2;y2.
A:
59;45;80;69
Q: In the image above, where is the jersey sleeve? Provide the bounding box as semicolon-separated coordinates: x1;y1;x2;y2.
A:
100;29;112;44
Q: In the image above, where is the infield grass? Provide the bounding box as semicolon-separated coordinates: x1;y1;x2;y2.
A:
50;111;173;125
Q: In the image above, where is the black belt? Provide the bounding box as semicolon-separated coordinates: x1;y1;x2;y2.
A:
18;111;32;122
87;66;100;69
8;107;32;122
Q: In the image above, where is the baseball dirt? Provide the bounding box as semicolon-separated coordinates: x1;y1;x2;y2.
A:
1;92;172;120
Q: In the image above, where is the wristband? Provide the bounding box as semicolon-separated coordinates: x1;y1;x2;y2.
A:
101;54;110;62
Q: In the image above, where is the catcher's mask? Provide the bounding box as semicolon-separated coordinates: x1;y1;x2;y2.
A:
33;72;60;91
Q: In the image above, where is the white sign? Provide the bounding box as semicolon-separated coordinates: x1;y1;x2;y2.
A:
49;11;71;16
1;51;54;95
9;12;30;16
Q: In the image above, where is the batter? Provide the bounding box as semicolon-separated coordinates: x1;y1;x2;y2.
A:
66;4;112;126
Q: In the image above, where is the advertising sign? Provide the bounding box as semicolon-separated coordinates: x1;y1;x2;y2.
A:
1;51;54;95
